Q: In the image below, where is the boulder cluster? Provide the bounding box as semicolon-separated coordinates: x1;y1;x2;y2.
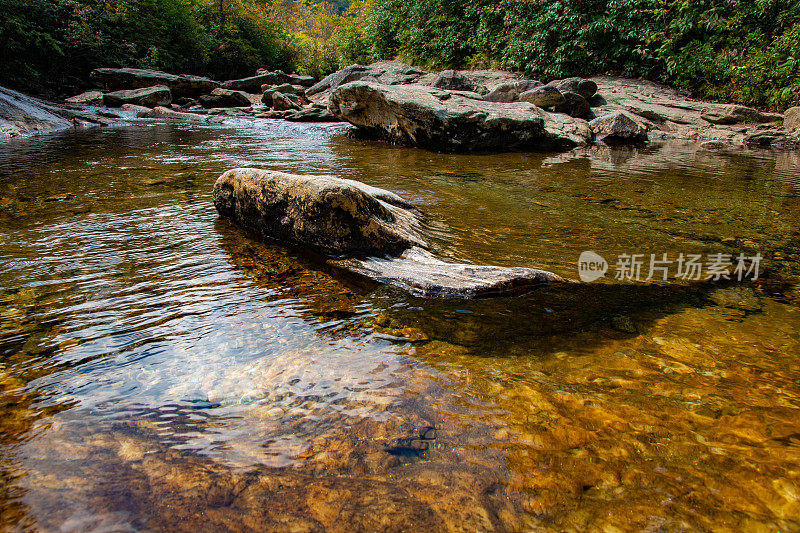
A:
57;61;800;151
67;67;334;122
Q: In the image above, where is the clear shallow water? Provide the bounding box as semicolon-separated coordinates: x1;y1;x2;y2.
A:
0;119;799;531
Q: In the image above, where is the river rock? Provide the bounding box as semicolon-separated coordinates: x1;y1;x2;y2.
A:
483;80;543;103
271;92;302;111
90;68;218;97
554;92;592;118
783;107;800;130
199;88;251;108
701;104;783;125
744;129;800;150
306;63;426;98
329;81;584;152
520;86;565;108
262;83;306;96
432;70;485;94
333;247;562;298
213;168;563;298
103;85;172;108
254;70;316;87
0;85;73;137
65;91;104;106
285;106;337;122
213;168;426;256
548;78;598;100
306;65;373;97
224;72;313;92
589;112;648;143
141;106;209;121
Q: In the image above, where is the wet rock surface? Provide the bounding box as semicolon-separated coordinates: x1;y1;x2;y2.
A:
214;168;562;297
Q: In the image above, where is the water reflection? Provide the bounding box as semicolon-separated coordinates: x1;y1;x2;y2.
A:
0;121;799;531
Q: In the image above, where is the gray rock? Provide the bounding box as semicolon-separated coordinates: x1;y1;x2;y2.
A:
701;105;783;125
744;129;800;150
329;81;583;152
285;106;337;122
213;168;426;256
141;106;209;121
65;91;104;106
213;168;563;298
519;86;565;108
271;92;302;111
432;70;485;94
199;88;250;108
306;65;373;97
103;85;172;108
548;78;598;100
589;112;648;143
334;247;562;299
483;80;542;103
225;72;314;92
254;69;315;87
120;103;153;117
554;92;591;118
783;106;800;130
0;85;73;137
262;83;306;96
90;68;218;97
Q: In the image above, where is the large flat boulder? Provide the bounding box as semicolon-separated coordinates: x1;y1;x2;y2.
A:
213;169;563;298
90;68;219;97
329;81;585;152
213;169;427;257
103;85;172;108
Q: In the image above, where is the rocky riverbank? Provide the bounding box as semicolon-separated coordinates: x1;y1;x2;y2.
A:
2;62;799;151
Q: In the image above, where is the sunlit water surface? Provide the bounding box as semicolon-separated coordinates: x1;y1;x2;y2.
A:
1;119;799;532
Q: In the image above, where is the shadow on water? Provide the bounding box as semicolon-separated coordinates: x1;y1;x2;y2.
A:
215;217;763;354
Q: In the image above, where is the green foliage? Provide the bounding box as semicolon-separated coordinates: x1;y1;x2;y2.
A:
0;0;293;93
351;0;800;111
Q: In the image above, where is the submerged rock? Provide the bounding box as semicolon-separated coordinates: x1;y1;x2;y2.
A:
103;85;172;108
90;67;219;97
329;81;584;152
333;247;561;298
213;169;562;297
